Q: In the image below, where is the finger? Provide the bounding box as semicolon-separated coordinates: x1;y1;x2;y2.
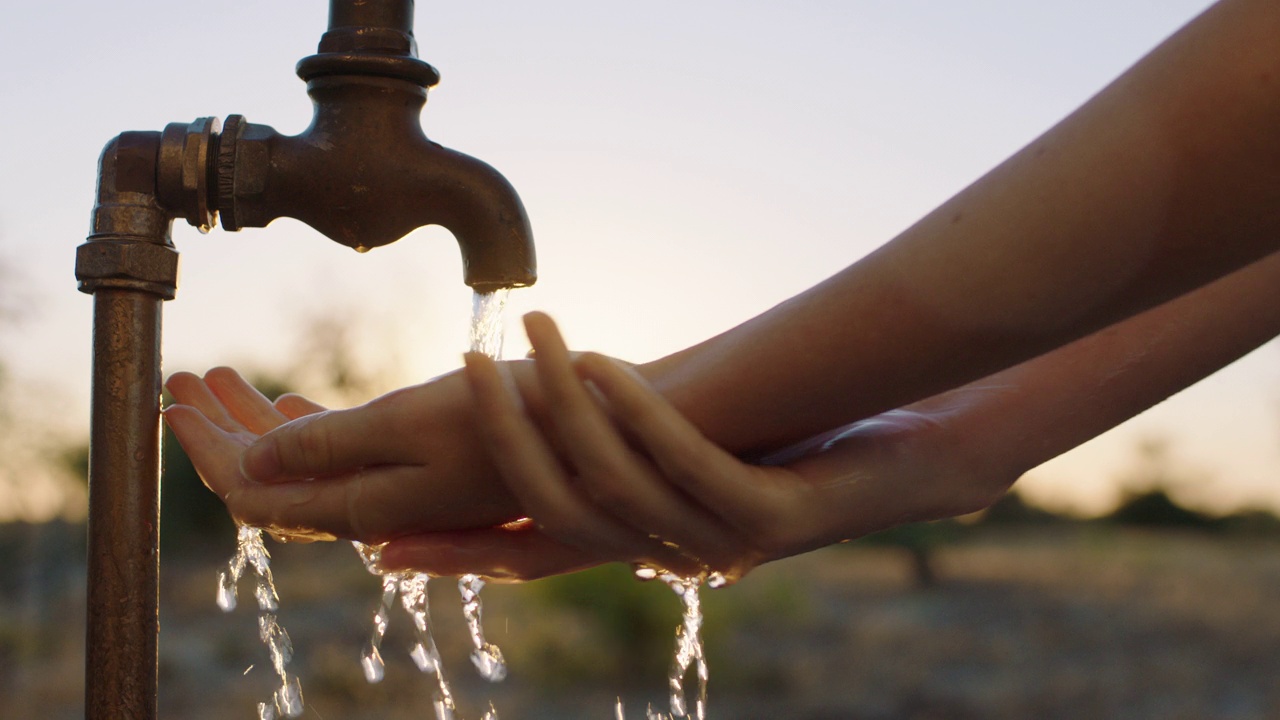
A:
165;404;332;536
275;393;326;419
204;367;290;435
163;404;248;497
463;351;700;576
164;372;244;434
379;525;610;582
523;313;741;566
573;351;764;517
224;463;519;543
167;405;497;543
239;403;412;483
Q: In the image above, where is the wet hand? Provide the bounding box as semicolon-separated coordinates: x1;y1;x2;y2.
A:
166;364;528;543
377;313;1006;582
164;368;336;541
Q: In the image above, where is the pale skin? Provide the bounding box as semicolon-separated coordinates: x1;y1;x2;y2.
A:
166;0;1280;579
167;251;1280;579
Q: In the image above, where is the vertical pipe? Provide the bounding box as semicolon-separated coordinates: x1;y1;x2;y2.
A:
328;0;413;34
85;288;163;720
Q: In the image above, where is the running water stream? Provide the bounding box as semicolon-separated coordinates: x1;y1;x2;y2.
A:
218;288;720;718
351;289;512;720
217;525;304;719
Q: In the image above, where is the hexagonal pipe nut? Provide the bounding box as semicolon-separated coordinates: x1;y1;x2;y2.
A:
157;117;219;233
75;240;180;299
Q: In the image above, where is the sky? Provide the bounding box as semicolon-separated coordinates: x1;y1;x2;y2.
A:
2;0;1278;520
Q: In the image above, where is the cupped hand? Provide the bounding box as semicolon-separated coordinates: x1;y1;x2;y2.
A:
377;313;1011;583
165;364;529;543
164;368;335;540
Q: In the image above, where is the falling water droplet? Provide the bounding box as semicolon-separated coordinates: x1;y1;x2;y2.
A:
361;644;386;684
218;526;304;716
460;574;507;682
278;676;305;717
354;244;370;253
217;569;238;612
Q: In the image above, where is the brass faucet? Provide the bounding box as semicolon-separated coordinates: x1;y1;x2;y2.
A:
74;2;536;716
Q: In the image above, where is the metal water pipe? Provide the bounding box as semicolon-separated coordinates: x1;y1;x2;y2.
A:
74;2;536;716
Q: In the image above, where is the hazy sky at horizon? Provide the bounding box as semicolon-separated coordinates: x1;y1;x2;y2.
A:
3;0;1278;521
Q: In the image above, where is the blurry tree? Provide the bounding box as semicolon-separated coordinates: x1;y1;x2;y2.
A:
0;256;85;523
980;489;1068;525
284;308;404;408
519;563;683;685
0;255;87;653
1216;507;1280;535
1107;488;1216;529
860;520;961;589
1106;435;1219;530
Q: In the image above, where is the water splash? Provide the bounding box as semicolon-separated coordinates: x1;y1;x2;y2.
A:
401;571;459;716
460;574;507;681
352;543;459;716
219;525;304;718
358;572;397;683
456;290;510;686
348;289;512;719
665;575;707;720
631;567;725;719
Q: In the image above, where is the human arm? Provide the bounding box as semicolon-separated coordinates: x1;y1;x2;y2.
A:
649;0;1280;455
377;250;1280;580
168;0;1280;543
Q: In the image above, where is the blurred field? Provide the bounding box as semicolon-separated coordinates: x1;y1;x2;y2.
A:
3;522;1278;720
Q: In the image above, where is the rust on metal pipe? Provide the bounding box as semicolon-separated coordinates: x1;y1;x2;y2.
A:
76;131;177;720
84;290;164;720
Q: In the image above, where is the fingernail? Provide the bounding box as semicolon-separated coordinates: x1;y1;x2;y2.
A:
240;439;280;482
522;311;552;341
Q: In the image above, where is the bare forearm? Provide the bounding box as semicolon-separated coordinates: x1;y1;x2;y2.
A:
645;0;1280;454
931;250;1280;483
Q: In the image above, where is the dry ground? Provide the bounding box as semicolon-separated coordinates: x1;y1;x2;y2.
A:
3;524;1278;719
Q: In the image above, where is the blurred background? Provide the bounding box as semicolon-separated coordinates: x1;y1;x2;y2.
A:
3;0;1279;717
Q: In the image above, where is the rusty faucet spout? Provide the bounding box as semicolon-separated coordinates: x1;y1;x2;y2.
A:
131;0;539;293
215;0;536;289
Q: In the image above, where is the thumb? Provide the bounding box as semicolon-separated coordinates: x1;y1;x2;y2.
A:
241;406;407;482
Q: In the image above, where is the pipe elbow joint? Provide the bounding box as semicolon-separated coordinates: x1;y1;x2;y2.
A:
77;132;179;299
